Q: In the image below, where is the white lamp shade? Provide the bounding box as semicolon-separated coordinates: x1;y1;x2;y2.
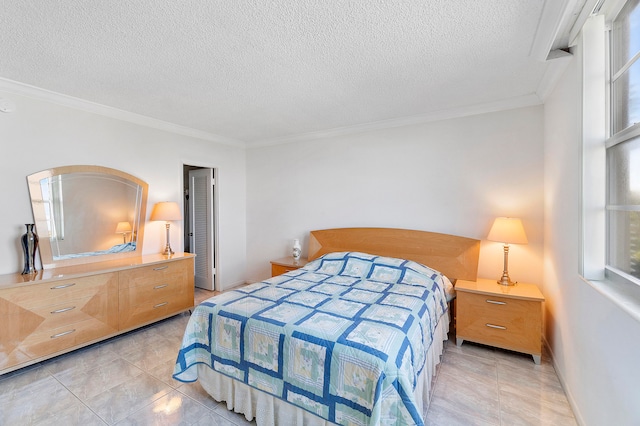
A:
487;217;528;245
150;201;182;221
115;221;132;233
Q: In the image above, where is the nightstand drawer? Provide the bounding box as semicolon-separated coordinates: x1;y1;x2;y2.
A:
457;290;542;355
458;291;535;323
270;257;308;277
271;264;297;276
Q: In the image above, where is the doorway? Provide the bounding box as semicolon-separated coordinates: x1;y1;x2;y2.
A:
183;165;218;291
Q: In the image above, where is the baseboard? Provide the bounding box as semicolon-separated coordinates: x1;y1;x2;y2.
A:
220;280;250;292
542;336;585;426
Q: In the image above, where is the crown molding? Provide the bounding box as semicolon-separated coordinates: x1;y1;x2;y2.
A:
248;94;543;148
0;77;546;150
0;77;245;148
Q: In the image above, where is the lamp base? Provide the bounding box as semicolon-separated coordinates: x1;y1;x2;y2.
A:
162;223;174;256
497;276;516;286
496;274;517;285
497;244;516;286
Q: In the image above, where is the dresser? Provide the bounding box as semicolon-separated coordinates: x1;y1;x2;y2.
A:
0;253;194;375
270;256;308;277
455;278;544;364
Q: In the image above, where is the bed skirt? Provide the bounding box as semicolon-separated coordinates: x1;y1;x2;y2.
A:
196;312;450;426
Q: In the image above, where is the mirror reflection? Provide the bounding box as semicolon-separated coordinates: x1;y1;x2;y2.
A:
27;166;148;269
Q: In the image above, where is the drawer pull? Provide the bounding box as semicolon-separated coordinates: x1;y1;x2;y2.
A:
154;302;168;308
154;284;168;290
51;283;76;290
485;323;507;330
51;306;75;314
486;299;506;305
51;329;76;339
153;266;168;271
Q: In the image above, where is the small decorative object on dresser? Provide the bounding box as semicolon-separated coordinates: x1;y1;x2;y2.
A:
292;238;301;260
20;223;38;275
270;255;308;277
455;278;544;364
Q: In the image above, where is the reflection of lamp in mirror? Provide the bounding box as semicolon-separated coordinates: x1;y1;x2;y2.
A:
487;217;528;286
115;221;132;244
150;201;182;256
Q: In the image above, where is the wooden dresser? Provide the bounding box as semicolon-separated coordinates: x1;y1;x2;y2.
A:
455;278;544;364
0;253;194;375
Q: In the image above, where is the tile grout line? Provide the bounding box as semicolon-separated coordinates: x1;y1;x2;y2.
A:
44;365;109;425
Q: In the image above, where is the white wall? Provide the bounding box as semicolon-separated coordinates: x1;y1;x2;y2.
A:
246;106;545;284
0;89;247;289
544;50;640;424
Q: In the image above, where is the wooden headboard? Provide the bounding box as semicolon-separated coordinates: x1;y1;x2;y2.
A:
308;227;480;281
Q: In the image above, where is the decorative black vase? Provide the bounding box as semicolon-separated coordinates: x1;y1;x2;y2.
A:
21;223;39;274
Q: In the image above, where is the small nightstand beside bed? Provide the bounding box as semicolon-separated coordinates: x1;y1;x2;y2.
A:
173;228;480;426
455;278;544;364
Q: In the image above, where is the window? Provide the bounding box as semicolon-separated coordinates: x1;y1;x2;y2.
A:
606;0;640;283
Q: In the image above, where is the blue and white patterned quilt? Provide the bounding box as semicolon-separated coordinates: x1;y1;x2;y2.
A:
173;252;450;426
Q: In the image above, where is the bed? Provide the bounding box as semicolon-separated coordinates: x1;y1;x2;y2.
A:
174;228;479;426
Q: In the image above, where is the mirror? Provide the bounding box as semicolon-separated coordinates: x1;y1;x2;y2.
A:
27;165;148;269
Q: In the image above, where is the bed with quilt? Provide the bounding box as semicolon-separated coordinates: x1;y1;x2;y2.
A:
173;228;480;426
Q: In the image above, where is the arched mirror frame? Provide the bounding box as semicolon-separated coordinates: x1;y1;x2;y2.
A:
27;165;148;270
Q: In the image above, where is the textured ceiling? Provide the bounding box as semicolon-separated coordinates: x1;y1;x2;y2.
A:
1;1;559;145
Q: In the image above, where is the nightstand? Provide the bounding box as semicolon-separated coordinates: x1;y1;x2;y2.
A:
455;278;544;364
270;256;308;277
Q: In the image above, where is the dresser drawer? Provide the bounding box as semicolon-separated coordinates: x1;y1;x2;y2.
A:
119;279;192;314
118;258;194;330
119;261;188;289
119;280;185;306
456;291;541;354
0;273;118;309
118;296;192;330
0;273;118;370
19;317;117;360
29;292;116;332
0;347;30;372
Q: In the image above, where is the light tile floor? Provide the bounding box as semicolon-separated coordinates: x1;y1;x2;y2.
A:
427;338;577;426
1;288;576;425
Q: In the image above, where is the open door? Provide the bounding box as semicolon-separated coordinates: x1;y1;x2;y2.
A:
188;168;216;290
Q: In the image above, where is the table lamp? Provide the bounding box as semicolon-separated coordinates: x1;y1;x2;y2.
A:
150;201;182;255
487;217;528;286
115;221;132;244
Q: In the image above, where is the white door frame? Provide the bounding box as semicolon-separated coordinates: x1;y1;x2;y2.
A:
183;164;219;291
